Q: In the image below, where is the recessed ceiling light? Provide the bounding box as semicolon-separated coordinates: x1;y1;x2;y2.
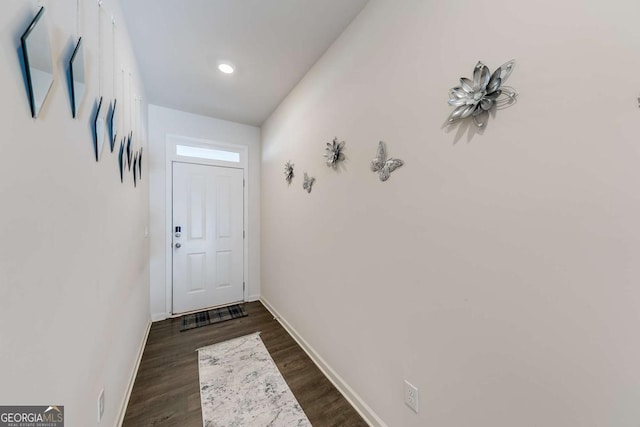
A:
218;63;234;74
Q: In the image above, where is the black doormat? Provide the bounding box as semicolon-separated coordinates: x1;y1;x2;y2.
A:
180;304;247;331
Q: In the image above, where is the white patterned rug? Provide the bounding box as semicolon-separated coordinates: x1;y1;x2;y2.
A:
198;332;312;427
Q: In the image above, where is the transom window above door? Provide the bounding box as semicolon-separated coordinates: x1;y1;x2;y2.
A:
175;144;240;163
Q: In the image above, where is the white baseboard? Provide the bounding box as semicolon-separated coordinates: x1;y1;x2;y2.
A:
259;297;388;427
246;294;261;302
116;319;152;426
151;312;167;322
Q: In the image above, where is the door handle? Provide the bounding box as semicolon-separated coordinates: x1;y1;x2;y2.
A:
175;243;181;249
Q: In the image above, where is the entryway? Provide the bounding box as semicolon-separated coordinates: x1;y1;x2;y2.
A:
121;302;368;426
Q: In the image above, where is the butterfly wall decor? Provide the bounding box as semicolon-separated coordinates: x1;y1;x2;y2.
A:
284;161;294;184
302;172;315;193
371;141;404;182
324;137;345;168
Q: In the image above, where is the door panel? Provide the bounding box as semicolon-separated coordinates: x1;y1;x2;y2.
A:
216;177;231;237
172;162;244;314
215;251;232;288
187;173;206;240
187;252;206;292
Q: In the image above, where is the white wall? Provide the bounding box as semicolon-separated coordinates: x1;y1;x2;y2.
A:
0;1;149;426
148;105;261;320
261;1;640;426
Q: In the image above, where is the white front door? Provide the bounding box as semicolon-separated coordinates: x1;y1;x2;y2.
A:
172;162;244;314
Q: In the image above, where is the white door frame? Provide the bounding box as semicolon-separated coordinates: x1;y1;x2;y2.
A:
164;134;249;316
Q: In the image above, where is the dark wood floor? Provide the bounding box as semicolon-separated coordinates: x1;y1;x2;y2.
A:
122;301;367;426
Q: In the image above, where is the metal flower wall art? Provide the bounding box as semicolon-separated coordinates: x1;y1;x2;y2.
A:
371;141;404;182
284;161;294;184
324;137;345;168
448;60;518;128
302;172;315;193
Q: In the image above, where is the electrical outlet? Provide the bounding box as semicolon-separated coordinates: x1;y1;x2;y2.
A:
97;389;105;422
404;380;419;413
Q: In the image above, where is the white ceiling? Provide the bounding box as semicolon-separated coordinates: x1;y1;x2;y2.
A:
121;0;369;126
